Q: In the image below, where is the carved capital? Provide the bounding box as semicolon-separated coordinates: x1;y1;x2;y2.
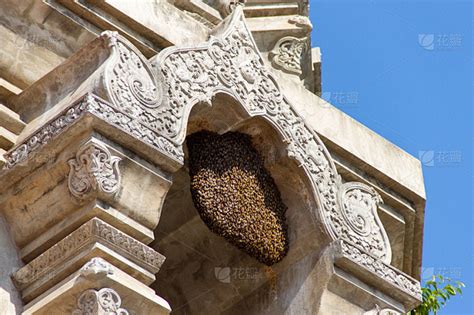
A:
72;288;129;315
68;140;121;200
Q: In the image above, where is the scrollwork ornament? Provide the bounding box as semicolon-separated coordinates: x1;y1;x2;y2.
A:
103;31;162;114
68;141;121;200
153;6;361;259
338;182;392;263
270;36;308;75
72;288;129;315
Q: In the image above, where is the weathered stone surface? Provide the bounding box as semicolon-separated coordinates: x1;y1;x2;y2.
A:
0;0;426;314
13;218;164;302
22;257;171;315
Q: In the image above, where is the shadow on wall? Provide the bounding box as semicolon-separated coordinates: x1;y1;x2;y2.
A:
0;214;24;314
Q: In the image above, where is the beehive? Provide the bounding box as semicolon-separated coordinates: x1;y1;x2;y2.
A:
187;130;289;265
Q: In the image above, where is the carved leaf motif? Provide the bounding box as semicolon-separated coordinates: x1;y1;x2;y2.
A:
337;182;392;263
73;288;129;315
105;35;161;112
68;141;121;199
153;6;393;267
270;36;308;75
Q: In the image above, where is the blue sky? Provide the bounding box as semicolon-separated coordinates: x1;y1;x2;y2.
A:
310;0;473;313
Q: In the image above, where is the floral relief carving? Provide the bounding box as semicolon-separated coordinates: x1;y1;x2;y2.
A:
13;218;165;290
270;36;308;75
340;241;421;300
153;5;391;266
72;288;129;315
103;31;162;115
337;182;392;264
2;93;184;170
68;140;121;200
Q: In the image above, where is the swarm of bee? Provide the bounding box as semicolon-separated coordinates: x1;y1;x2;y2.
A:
187;130;289;265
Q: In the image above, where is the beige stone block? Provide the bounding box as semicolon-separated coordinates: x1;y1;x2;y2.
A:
0;24;65;89
0;148;6;168
0;102;25;134
0;77;22;101
13;218;165;302
244;3;299;17
20;202;155;263
0;125;17;150
0;131;172;249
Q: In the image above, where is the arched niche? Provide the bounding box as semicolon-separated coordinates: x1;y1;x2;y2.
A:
147;5;395;313
151;93;330;314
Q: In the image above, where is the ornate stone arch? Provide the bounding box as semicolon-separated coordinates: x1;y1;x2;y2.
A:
150;6;392;264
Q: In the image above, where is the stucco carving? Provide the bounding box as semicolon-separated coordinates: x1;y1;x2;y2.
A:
3;93;184;170
340;241;421;300
338;182;392;263
13;218;165;290
270;36;308;75
213;0;246;17
103;31;162;113
68;140;121;199
288;15;313;31
364;305;401;315
3;7;403;295
153;5;391;267
80;257;114;279
72;288;129;315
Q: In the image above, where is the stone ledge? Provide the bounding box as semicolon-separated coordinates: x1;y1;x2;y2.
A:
22;257;171;315
0;103;25;134
13;218;165;301
20;201;155;263
0;126;17;150
2;93;182;177
331;240;421;311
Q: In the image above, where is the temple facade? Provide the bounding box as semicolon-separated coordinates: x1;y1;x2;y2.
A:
0;1;426;314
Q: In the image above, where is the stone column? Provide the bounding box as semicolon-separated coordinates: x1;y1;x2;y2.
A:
0;32;179;314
